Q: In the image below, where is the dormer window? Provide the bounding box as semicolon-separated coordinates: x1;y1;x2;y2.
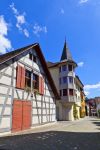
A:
29;54;37;63
68;65;73;71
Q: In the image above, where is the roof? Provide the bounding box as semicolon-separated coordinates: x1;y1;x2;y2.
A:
75;75;84;87
47;61;59;68
0;43;60;100
47;60;77;68
60;40;73;61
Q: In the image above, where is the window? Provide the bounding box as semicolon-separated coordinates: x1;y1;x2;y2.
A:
63;89;67;96
68;65;73;71
63;76;67;84
33;56;36;62
69;77;73;84
60;90;62;96
29;54;37;63
59;67;61;73
33;73;39;90
59;78;61;85
25;70;31;88
69;89;74;96
62;65;66;71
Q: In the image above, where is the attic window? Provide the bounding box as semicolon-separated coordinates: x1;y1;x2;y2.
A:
29;54;37;63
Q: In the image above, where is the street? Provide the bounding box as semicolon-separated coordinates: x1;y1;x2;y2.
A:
0;117;100;150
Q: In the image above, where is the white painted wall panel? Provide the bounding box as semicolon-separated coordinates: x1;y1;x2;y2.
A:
3;107;11;115
0;97;12;105
32;108;41;115
0;86;12;95
14;89;23;99
44;97;49;103
0;118;10;128
0;76;11;86
32;116;39;124
43;103;49;108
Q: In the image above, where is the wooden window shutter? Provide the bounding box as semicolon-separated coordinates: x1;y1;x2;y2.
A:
16;65;25;89
41;77;44;95
39;76;42;94
39;76;44;95
16;65;22;88
21;67;25;89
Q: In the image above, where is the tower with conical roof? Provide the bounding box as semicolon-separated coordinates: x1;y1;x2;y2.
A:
60;40;73;61
58;40;77;120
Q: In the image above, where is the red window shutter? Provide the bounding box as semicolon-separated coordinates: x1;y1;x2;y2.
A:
41;77;44;95
39;76;44;95
16;65;22;88
21;67;25;89
39;76;42;94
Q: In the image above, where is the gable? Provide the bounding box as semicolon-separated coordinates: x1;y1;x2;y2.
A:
0;44;60;99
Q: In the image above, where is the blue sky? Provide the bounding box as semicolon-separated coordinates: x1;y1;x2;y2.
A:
0;0;100;98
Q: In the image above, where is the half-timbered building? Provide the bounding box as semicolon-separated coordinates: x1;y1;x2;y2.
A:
0;43;60;135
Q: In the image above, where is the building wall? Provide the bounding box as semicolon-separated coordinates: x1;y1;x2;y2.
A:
49;67;59;93
0;48;56;134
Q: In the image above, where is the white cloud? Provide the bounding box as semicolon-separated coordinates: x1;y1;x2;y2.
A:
33;23;47;36
78;62;84;67
60;8;65;14
10;3;29;38
79;0;89;4
23;29;29;37
0;16;12;53
84;91;90;96
84;82;100;90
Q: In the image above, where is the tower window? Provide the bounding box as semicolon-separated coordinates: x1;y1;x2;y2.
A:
68;65;73;71
63;89;68;96
69;77;73;84
69;89;74;96
59;67;61;72
63;76;67;84
62;65;66;71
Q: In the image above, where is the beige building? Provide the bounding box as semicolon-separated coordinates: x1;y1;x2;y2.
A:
47;41;84;121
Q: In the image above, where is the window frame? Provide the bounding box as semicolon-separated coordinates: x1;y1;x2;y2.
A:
62;65;67;72
63;89;68;96
68;64;73;71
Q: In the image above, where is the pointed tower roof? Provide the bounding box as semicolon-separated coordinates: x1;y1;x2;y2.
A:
60;40;73;61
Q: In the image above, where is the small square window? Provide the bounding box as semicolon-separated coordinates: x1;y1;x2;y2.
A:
62;65;66;71
63;89;67;96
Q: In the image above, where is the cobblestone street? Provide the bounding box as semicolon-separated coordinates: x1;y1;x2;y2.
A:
0;117;100;150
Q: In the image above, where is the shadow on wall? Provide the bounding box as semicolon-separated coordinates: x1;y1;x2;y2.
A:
0;130;100;150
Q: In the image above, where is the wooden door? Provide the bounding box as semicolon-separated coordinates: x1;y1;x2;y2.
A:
12;100;22;132
22;101;32;130
12;100;32;132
